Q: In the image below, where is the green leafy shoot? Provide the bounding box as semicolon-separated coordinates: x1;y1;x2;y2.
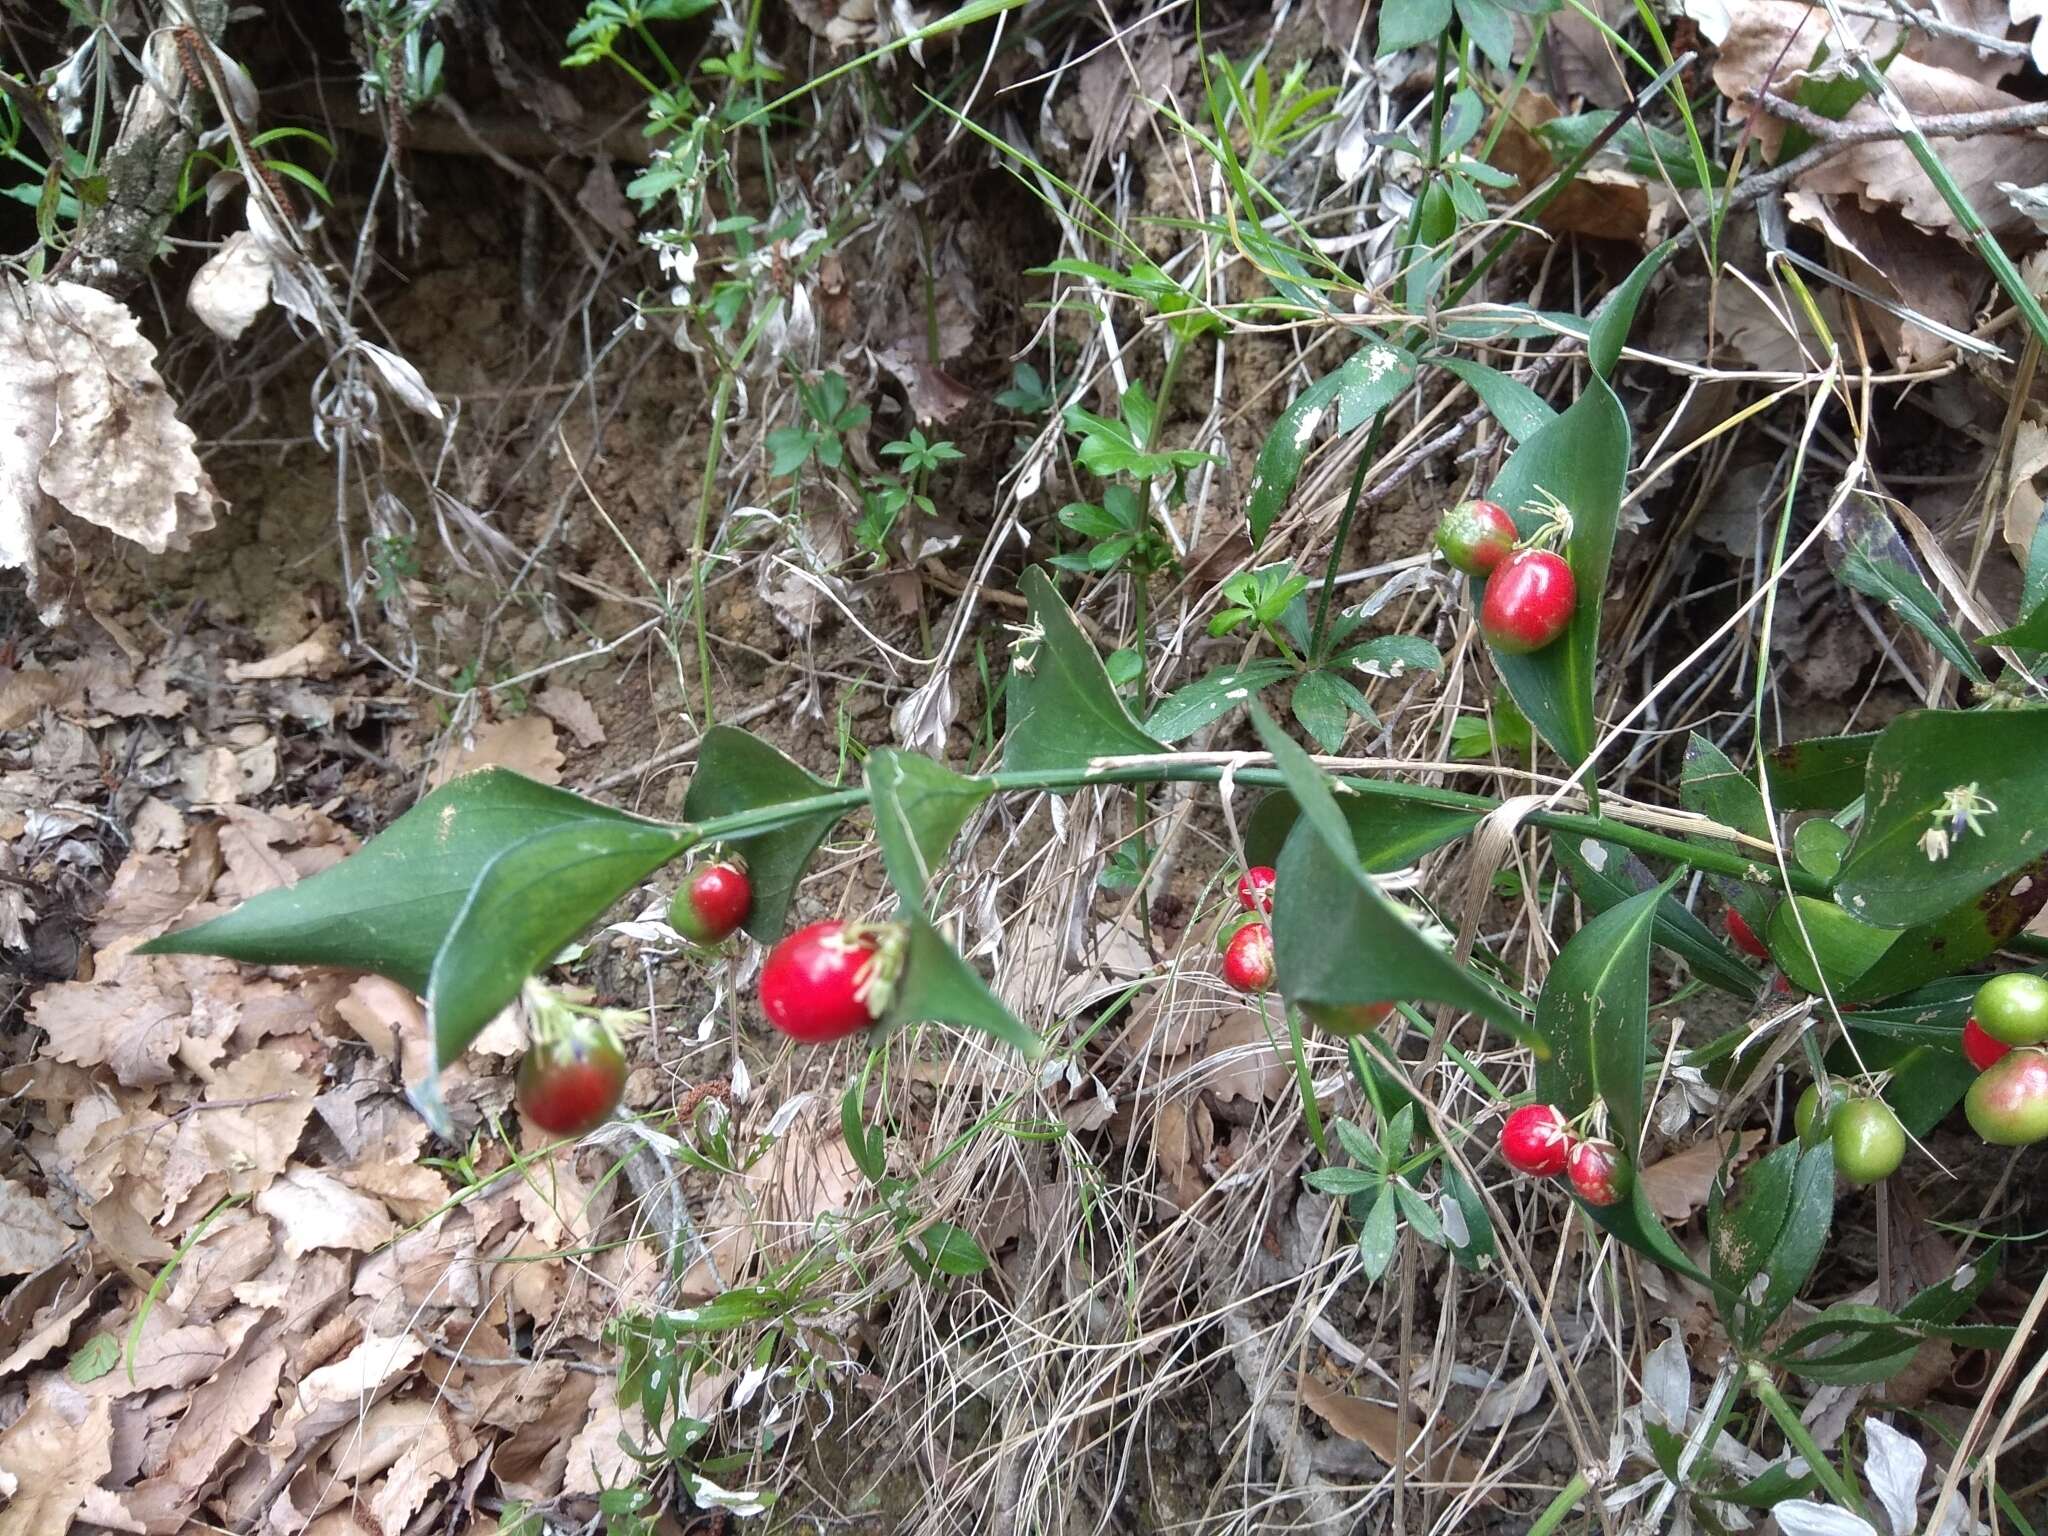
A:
766;372;870;477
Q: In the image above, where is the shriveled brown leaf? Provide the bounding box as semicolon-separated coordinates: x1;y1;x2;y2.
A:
0;1176;80;1275
430;715;563;788
89;825;222;947
29;958;191;1086
124;1334;284;1531
253;1167;398;1258
0;1375;114;1536
266;1330;424;1462
493;1369;597;1502
1299;1373;1493;1491
1639;1130;1766;1221
0;1277;99;1378
534;684;607;749
1488;91;1650;244
224;623;342;682
561;1374;646;1497
158;1047;318;1216
339;1160;451;1223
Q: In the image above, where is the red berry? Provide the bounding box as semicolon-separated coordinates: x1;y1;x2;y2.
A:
1725;908;1768;960
1436;499;1519;577
1222;923;1274;993
1500;1104;1572;1177
1965;1047;2048;1146
1963;1016;2013;1072
670;858;753;945
1567;1139;1630;1207
1479;548;1576;655
516;1015;628;1137
760;920;901;1043
1236;866;1277;914
1299;999;1397;1036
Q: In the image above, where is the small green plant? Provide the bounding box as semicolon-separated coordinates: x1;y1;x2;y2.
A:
1212;54;1339;164
857;428;963;558
994;361;1057;416
1050;484;1172;580
767;373;870;477
1064;381;1216;498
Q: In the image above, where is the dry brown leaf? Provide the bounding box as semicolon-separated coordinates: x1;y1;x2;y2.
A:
2001;418;2048;561
0;668;74;730
266;1330;424;1462
0;1279;99;1378
253;1167;398;1258
163;1213;278;1319
431;715;564;788
157;1048;318;1215
493;1369;597;1501
122;1332;279;1529
1640;1129;1768;1221
0;1375;114;1536
1298;1373;1492;1490
89;825;222;947
1190;1010;1293;1104
0;1176;79;1275
0;279;221;624
30;958;192;1086
1488;91;1650;244
561;1374;646;1497
535;684;607;749
339;1160;451;1223
678;1107;864;1299
224;624;342;682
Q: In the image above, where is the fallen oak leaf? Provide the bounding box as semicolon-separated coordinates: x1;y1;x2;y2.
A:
0;1375;113;1536
1639;1129;1767;1221
1299;1372;1497;1494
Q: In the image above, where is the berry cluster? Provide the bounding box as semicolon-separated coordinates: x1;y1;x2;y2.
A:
1434;496;1577;658
1499;1104;1630;1207
1221;865;1278;993
1962;973;2048;1147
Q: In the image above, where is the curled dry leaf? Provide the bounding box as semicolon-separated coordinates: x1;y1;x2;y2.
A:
187;229;275;342
0;1376;113;1536
1638;1129;1767;1221
1298;1373;1495;1493
430;714;565;788
0;1176;80;1275
0;279;222;623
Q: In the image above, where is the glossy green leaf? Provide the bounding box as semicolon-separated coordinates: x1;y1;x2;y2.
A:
1378;0;1452;52
1454;0;1513;68
1551;835;1759;997
1144;659;1295;742
1251;708;1530;1039
1358;1188;1398;1280
1478;244;1672;766
1005;566;1166;771
1245;369;1346;548
919;1222;991;1276
1533;112;1723;187
1834;854;2048;1004
1680;733;1772;843
1764;733;1878;813
1441;1158;1496;1270
1766;895;1899;994
1403;180;1456;314
1836;707;2048;927
1710;1140;1793;1315
1533;879;1665;1149
427;818;688;1072
1792;819;1850;881
1290;668;1357;753
1748;1142;1834;1348
1434;357;1554;443
865;750;995;917
1331;338;1417;434
681;727;843;942
841;1082;886;1181
884;916;1042;1059
1243;789;1480;874
1829;502;1987;685
1329;634;1444;680
142;769;663;993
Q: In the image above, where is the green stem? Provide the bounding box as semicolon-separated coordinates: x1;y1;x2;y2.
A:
680;758;1829;896
690;367;734;726
1526;1471;1591;1536
1750;1366;1870;1519
1309;419;1382;658
1282;997;1328;1159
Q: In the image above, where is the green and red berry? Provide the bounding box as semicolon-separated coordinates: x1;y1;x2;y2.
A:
1222;922;1274;993
1970;972;2048;1047
1480;548;1576;656
1436;498;1518;577
1566;1138;1629;1207
516;1009;628;1137
1963;1016;2012;1072
760;920;904;1043
1236;865;1277;914
1965;1047;2048;1146
1500;1104;1571;1178
670;855;753;946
